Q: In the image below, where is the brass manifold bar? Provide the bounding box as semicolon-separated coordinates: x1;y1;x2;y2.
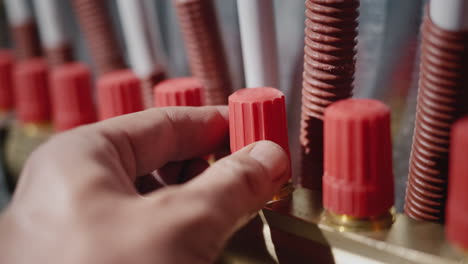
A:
220;188;465;264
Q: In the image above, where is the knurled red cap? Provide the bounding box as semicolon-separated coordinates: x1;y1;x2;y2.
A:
154;77;204;107
446;117;468;250
14;58;51;123
323;99;394;218
0;50;14;110
50;62;97;131
228;87;289;155
97;69;144;120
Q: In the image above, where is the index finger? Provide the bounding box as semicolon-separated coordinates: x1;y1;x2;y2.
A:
16;106;228;200
89;106;229;177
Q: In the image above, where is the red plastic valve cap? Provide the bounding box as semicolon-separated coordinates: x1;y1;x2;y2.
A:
229;87;290;156
323;99;394;218
50;62;97;131
14;58;51;123
0;50;14;111
446;117;468;250
154;77;204;107
97;69;144;120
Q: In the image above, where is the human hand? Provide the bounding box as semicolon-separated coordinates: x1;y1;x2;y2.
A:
0;106;289;264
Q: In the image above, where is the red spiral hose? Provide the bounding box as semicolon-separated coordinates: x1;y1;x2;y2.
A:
405;10;468;222
173;0;232;105
300;0;359;189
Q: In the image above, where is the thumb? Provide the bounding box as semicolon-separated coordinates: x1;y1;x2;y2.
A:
188;140;290;229
144;141;290;264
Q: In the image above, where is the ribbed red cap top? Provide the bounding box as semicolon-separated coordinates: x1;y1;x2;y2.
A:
14;58;51;123
0;50;14;111
154;77;204;107
323;99;394;218
229;87;289;156
97;69;144;120
446;117;468;250
50;62;97;131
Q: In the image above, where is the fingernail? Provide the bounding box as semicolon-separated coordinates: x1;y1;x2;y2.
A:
248;141;289;181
